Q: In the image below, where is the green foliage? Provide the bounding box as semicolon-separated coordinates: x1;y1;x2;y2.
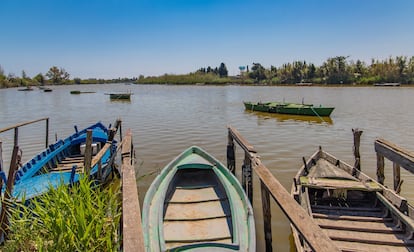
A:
2;177;121;251
46;66;70;84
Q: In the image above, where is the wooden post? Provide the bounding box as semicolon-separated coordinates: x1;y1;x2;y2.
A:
393;163;401;192
0;146;19;239
243;151;253;203
377;153;385;185
227;129;235;175
45;118;49;148
14;127;18;147
97;159;102;182
83;130;93;177
261;181;272;252
352;128;363;176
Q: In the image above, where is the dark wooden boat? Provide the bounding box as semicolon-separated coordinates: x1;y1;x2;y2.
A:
244;101;334;117
18;86;34;91
9;122;118;200
108;92;132;100
142;146;255;251
291;147;414;252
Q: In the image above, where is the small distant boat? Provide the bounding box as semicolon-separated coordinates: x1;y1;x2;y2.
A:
374;83;401;87
142;146;255;251
70;90;96;94
107;92;132;100
9;122;118;201
244;101;335;117
291;147;414;251
18;86;34;91
43;88;53;92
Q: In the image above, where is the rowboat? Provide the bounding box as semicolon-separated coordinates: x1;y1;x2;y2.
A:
291;147;414;251
244;101;335;117
142;146;255;251
107;92;132;100
9;122;118;200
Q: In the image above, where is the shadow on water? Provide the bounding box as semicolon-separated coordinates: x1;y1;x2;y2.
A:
244;110;333;125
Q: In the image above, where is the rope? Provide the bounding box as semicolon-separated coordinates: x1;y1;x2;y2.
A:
310;106;326;123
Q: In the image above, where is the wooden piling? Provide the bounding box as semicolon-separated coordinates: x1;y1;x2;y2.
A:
393;163;401;192
0;146;19;239
352;128;363;176
83;130;93;176
227;129;235;175
243;151;253;202
45;118;49;148
261;181;272;252
376;153;385;185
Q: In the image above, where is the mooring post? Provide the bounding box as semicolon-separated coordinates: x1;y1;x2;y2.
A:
243;151;253;202
84;130;93;177
261;181;272;252
227;129;235;175
376;153;385;185
13;127;18;147
352;128;363;176
0;145;19;239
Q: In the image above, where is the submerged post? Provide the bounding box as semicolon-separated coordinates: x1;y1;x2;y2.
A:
45;118;49;148
352;128;363;176
227;129;235;175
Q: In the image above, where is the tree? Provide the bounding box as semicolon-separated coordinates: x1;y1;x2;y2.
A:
218;63;228;77
249;63;266;82
46;66;70;84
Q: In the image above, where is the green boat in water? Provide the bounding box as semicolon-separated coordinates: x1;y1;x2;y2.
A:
142;146;255;251
244;101;335;117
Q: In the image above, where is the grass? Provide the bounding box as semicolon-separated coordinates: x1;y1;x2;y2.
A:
1;176;121;251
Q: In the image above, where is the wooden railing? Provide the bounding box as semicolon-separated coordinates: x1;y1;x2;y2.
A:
227;126;339;252
375;138;414;215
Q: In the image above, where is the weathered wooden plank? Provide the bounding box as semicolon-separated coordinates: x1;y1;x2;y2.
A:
315;218;400;233
313;213;393;223
375;138;414;174
335;240;414;252
325;228;414;246
121;130;144;252
168;187;223;203
165;201;228;220
261;182;272;252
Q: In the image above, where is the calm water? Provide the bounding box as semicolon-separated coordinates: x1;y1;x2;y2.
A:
1;84;414;251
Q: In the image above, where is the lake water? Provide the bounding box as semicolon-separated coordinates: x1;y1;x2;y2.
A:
1;84;414;251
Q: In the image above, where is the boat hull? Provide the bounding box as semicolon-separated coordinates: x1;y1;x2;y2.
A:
142;146;255;251
244;101;334;117
291;148;414;251
9;122;116;200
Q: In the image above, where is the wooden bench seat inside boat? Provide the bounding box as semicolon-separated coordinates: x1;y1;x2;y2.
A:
300;176;382;191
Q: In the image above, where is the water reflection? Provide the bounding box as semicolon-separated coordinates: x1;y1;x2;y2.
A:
244;110;333;125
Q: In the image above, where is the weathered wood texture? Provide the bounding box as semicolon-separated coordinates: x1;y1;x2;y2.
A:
375;138;414;174
83;130;93;176
227;126;340;252
121;130;145;252
352;128;363;175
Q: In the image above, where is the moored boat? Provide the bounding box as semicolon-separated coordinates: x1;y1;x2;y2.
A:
244;101;335;117
8;121;118;201
142;146;255;251
291;147;414;251
108;92;132;100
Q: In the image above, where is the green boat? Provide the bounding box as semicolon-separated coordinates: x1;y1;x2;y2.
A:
108;92;132;100
142;146;255;251
244;101;335;117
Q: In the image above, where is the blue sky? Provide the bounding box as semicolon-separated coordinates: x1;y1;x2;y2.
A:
1;0;414;79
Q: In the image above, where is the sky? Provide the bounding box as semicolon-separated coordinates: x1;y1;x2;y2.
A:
1;0;414;79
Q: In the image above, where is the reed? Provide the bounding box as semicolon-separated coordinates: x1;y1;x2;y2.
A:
2;176;121;251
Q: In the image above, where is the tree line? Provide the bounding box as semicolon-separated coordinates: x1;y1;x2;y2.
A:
0;65;136;88
2;55;414;88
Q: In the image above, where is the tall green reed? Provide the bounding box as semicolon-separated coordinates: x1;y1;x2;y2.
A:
2;176;121;251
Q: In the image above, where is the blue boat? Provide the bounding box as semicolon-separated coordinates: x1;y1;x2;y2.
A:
5;122;118;201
